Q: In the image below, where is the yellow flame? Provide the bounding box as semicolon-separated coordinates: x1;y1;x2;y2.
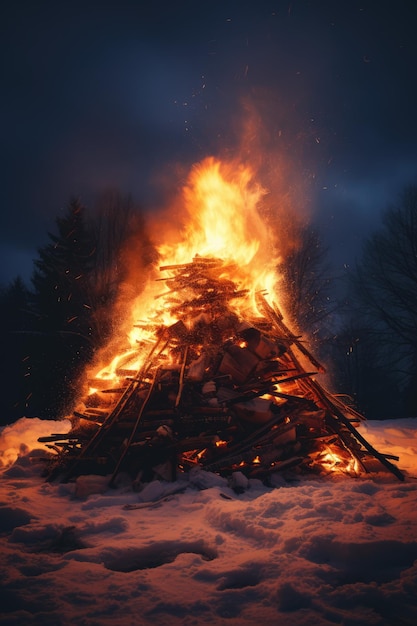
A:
157;157;279;295
88;157;282;389
320;447;360;476
215;439;228;448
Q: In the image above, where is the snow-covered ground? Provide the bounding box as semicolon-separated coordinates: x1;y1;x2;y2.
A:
1;417;417;626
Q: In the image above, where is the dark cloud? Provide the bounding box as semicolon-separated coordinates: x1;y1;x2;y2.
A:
1;0;417;284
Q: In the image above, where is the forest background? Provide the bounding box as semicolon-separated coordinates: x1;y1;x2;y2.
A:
1;181;416;426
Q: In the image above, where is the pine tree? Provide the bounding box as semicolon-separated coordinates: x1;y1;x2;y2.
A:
28;199;97;417
32;198;96;341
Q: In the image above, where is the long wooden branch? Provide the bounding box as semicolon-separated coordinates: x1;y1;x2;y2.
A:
257;294;326;373
108;367;161;487
310;378;405;481
60;337;167;482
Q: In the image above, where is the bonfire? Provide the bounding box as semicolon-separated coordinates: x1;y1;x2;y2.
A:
38;158;404;485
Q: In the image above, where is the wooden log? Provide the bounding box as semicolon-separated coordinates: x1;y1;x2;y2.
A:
108;365;162;487
202;414;288;471
73;411;105;425
39;434;81;443
257;294;326;373
175;346;189;409
81;407;110;415
223;371;317;407
88;378;119;390
218;346;260;385
60;337;167;482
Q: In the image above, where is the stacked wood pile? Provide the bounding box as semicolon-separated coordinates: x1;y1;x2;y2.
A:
39;256;404;484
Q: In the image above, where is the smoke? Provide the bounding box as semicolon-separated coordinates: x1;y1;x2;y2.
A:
224;96;313;263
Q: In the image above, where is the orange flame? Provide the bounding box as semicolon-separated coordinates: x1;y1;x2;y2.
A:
86;157;282;392
319;447;360;476
157;157;279;294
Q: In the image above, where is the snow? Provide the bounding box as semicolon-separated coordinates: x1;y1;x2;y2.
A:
1;417;417;625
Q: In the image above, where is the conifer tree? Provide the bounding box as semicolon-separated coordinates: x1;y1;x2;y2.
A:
32;198;96;342
29;199;97;417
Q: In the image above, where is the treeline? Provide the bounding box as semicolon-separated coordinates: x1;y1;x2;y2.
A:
0;192;156;424
274;184;417;420
1;185;416;425
335;186;417;419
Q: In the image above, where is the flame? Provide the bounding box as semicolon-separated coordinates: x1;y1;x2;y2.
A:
86;157;282;394
215;439;228;448
319;446;360;476
157;157;279;296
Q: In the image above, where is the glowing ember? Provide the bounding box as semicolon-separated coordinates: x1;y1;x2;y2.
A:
318;446;360;476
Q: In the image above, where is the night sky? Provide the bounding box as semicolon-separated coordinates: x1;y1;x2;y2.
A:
1;0;417;285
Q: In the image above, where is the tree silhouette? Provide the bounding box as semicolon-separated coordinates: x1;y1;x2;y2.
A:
32;198;96;340
0;191;157;422
330;321;402;419
0;277;35;423
25;198;98;416
350;185;417;415
22;193;156;420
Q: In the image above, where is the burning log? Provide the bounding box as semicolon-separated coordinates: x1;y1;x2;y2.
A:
39;254;405;486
